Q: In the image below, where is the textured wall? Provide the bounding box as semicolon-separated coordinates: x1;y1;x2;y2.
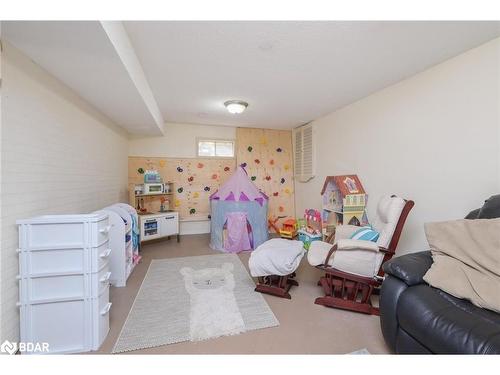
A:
1;42;129;342
235;128;295;231
295;38;500;254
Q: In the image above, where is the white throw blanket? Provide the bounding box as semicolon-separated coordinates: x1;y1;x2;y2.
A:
249;238;305;277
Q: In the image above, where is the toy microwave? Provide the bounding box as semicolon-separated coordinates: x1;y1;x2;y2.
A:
143;183;165;195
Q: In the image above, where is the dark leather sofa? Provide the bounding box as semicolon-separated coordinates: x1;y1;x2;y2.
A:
379;194;500;354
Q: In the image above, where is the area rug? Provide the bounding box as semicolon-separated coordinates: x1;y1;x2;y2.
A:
112;254;279;353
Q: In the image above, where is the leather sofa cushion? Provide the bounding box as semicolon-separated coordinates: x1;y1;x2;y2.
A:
397;284;500;354
383;251;433;286
478;194;500;219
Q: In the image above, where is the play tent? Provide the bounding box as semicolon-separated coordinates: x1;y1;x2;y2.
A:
209;166;269;253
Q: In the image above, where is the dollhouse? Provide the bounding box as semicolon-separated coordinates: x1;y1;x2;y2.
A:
321;175;367;236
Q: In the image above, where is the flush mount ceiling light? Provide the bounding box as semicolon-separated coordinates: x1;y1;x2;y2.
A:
224;100;248;114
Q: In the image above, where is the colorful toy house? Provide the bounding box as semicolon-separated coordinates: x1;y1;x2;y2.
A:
279;218;298;239
320;175;367;236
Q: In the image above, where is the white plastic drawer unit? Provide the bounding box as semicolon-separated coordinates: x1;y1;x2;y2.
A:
19;285;111;354
19;263;110;303
19;240;111;276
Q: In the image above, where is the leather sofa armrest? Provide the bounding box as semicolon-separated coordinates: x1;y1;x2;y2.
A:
382;251;433;286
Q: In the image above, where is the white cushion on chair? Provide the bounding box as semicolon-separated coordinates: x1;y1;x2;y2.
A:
371;195;406;249
307;241;335;266
331;248;382;278
333;225;361;240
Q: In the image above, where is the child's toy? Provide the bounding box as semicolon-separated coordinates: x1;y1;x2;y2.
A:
279;218;297;239
268;215;286;234
320;175;368;237
210;166;269;253
298;209;322;250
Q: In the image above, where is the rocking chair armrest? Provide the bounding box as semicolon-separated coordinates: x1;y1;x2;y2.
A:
322;240;379;268
336;239;379;252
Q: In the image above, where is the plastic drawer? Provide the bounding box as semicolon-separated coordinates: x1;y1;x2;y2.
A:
19;264;110;303
19;241;111;276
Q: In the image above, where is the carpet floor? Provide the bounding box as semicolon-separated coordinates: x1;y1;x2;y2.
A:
96;234;391;354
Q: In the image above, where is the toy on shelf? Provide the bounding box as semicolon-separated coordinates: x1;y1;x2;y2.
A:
298;209;322;250
320;175;368;237
279;218;297;239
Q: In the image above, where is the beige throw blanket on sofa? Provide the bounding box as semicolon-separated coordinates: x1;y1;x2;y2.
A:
423;218;500;313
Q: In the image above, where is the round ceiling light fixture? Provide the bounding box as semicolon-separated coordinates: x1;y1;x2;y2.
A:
224;100;248;114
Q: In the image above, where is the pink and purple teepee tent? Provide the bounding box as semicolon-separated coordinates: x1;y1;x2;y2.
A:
209;166;269;253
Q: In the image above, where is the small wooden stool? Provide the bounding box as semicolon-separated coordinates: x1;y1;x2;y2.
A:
255;273;299;299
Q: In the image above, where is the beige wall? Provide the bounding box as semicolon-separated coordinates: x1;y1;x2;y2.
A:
128;122;236;158
0;42;129;342
295;38;500;254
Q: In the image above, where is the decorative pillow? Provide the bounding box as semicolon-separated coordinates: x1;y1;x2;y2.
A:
349;226;380;242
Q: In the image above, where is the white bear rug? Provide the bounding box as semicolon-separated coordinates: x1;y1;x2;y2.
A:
112;254;279;353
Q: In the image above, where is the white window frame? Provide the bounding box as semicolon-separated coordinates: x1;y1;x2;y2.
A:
196;137;236;158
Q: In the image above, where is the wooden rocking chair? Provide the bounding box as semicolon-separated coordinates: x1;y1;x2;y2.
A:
307;195;414;315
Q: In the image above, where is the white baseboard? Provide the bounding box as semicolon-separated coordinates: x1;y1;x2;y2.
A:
180;219;211;235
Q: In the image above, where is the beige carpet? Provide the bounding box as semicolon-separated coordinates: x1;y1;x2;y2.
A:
96;234;391;354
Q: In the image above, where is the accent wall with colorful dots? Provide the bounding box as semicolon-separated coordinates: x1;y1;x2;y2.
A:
235;128;295;232
128;157;235;219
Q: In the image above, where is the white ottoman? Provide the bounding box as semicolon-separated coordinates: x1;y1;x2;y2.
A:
249;238;305;299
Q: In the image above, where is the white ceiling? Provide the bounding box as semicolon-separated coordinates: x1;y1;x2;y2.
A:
4;21;500;133
3;21;164;135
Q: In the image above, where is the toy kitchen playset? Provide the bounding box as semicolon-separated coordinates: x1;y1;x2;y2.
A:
133;170;180;243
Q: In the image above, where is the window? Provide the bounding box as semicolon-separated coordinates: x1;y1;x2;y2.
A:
197;139;235;158
293;123;315;182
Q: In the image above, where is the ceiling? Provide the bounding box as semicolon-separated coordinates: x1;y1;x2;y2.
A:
4;21;500;134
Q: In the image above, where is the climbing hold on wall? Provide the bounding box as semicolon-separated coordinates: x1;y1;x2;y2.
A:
188;176;194;182
204;186;211;192
174;199;180;207
137;168;144;174
265;175;271;181
224;166;230;172
212;174;218;180
284;164;290;171
177;187;184;193
251;176;257;181
241;162;247;168
279;206;285;213
247;146;253;152
273;192;279;197
280;178;285;184
177;167;183;173
269;159;275;165
190;208;196;215
193;192;199;198
284;188;291;194
159;160;166;167
254;159;260;164
197;162;204;168
276;147;282;153
260;137;268;145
